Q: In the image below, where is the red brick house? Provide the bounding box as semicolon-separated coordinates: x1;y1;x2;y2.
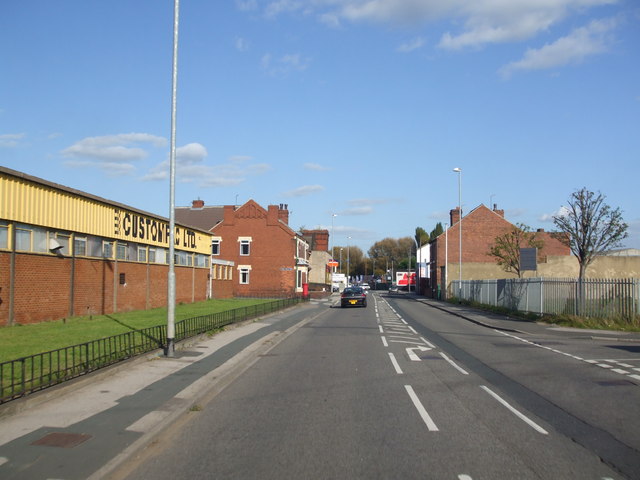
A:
176;199;310;298
428;204;570;298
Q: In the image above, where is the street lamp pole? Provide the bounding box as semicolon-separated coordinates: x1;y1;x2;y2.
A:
453;167;462;299
166;0;180;358
347;236;351;285
444;222;448;300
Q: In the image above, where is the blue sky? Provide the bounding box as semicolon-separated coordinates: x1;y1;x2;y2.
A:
2;0;639;254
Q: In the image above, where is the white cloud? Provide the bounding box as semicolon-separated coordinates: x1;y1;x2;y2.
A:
252;1;618;57
397;36;425;53
304;162;331;171
176;143;208;164
142;151;271;187
0;133;26;148
539;206;570;222
236;0;257;12
499;18;617;78
262;52;311;76
61;133;167;177
235;37;250;51
265;0;303;18
339;206;374;216
281;184;325;197
61;133;167;161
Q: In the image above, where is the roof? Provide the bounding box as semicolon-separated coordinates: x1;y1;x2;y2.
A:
175;205;225;231
0;165;212;234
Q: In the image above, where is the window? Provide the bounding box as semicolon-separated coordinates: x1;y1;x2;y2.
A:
211;237;221;256
74;236;87;256
239;266;251;284
88;236;103;257
103;241;114;259
149;248;156;263
239;237;251;256
33;229;48;252
15;227;32;251
52;232;70;254
138;246;147;262
196;254;208;268
116;242;128;260
0;222;8;249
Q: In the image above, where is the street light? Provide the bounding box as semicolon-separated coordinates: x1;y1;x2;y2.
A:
444;222;448;300
166;0;180;358
453;167;462;299
330;213;337;268
347;236;351;285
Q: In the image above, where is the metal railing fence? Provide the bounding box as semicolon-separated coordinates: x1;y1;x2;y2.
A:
452;277;640;319
1;297;303;405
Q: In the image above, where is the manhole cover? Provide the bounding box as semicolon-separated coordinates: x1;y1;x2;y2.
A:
31;432;91;448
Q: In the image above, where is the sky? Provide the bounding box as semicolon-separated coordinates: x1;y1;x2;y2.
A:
2;0;639;255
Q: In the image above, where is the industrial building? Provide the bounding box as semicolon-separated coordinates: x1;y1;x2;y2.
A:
0;166;224;326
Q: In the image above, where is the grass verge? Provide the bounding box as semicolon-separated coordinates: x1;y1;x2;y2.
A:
449;298;640;332
0;298;275;363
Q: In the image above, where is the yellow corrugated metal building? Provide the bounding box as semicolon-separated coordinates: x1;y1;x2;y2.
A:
0;166;231;326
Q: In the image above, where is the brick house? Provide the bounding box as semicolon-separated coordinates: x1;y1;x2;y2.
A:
176;199;310;298
428;204;570;298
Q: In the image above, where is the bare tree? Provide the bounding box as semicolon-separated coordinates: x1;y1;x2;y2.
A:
488;224;544;278
553;187;628;280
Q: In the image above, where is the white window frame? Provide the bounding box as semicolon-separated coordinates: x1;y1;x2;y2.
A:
238;236;252;256
211;236;222;256
238;265;251;284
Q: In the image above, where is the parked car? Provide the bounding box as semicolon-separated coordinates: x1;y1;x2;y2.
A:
341;286;367;308
389;284;399;292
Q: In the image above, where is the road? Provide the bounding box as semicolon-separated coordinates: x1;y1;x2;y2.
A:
112;292;640;480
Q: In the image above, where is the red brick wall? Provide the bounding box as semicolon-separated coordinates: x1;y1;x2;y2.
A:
0;251;213;326
0;252;10;324
213;201;297;297
429;205;571;289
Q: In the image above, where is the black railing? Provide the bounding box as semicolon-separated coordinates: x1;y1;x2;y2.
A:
0;297;304;405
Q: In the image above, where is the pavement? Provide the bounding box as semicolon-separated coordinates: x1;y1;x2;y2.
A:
1;293;638;479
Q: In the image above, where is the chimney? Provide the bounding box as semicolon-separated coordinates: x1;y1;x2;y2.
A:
223;204;236;225
278;203;289;225
450;207;461;225
191;199;205;209
492;203;504;218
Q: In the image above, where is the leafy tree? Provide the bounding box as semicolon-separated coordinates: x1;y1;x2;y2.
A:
368;237;414;271
332;245;364;277
552;187;628;279
415;227;429;248
488;224;544;278
429;222;444;242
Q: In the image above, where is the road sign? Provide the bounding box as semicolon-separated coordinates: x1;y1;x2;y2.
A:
328;261;339;267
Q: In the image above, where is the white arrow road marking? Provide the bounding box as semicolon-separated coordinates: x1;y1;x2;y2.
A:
406;345;432;361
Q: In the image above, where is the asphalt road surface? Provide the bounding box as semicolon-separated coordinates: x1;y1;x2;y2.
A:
112;292;640;480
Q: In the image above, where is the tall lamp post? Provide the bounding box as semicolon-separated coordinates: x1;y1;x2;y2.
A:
444;222;448;300
347;236;351;285
453;167;462;299
330;213;337;288
166;0;180;357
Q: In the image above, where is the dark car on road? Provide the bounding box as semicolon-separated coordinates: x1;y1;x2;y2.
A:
341;286;367;308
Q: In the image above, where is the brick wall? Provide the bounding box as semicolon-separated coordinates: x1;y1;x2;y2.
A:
213;201;298;297
429;204;572;295
0;251;214;326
